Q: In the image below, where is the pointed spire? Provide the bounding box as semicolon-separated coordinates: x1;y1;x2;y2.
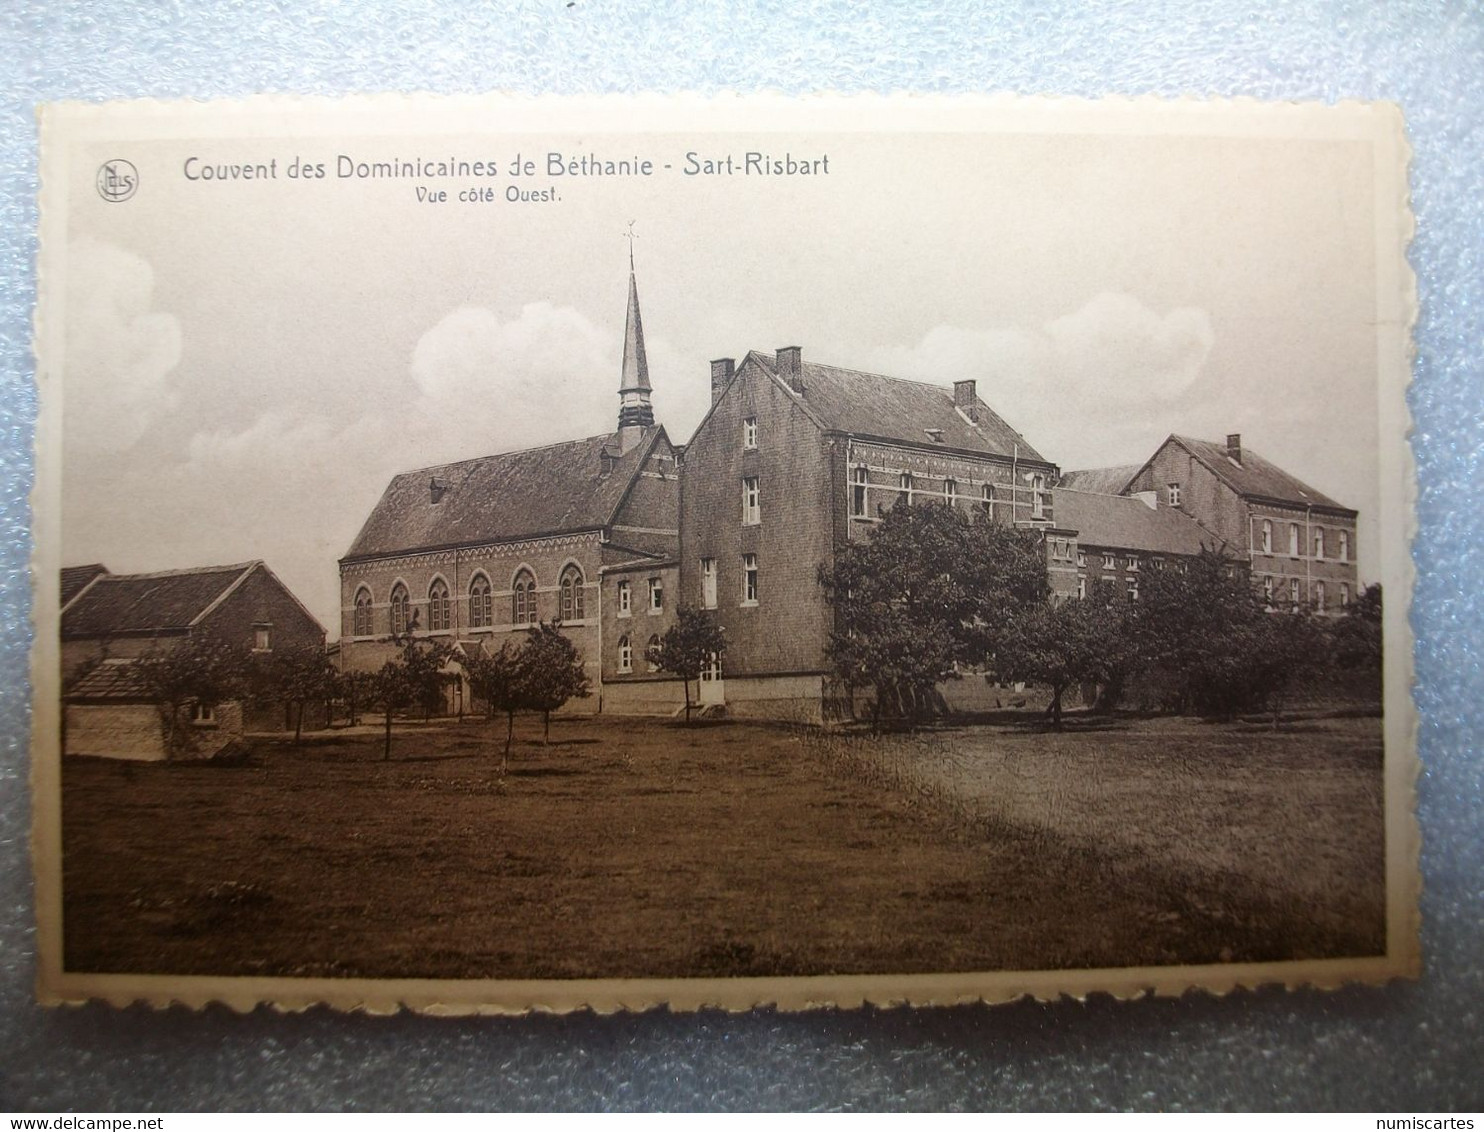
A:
617;225;655;446
619;267;651;395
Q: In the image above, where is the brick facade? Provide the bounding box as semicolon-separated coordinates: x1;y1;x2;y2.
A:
1127;437;1359;614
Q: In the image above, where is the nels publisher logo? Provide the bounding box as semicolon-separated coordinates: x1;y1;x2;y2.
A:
95;158;138;202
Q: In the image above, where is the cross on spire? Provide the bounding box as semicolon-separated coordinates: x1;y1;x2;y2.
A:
624;219;638;271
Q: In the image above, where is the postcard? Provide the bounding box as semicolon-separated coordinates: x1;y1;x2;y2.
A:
31;94;1418;1012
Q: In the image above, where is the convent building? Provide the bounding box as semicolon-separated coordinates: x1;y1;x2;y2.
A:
337;261;1359;721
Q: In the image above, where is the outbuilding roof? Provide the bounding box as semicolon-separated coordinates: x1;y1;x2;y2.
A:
1162;435;1353;513
1052;489;1227;558
66;657;151;701
743;351;1050;463
60;563;109;606
1058;466;1140;495
61;562;260;639
344;427;667;560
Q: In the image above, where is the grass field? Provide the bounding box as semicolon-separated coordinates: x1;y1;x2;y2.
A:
60;712;1386;980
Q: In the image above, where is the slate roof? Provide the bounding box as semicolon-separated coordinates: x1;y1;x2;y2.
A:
1058;466;1140;495
61;562;259;639
1053;489;1226;558
743;351;1049;463
1166;436;1353;513
60;563;109;606
66;658;151;701
344;427;664;560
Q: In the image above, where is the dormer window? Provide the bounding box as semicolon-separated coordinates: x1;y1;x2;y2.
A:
925;428;944;443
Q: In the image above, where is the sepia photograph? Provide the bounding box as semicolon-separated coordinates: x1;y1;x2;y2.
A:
30;95;1417;1012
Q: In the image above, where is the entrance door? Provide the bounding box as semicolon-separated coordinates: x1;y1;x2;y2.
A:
697;651;725;706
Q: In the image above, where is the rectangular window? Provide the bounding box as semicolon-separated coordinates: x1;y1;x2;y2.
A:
1263;575;1274;604
1103;553;1116;570
1031;473;1046;518
1261;519;1273;554
648;578;663;613
1077;550;1087;568
1126;577;1138;602
1126;555;1139;572
742;554;759;605
852;466;869;517
253;625;271;651
189;702;215;724
742;476;760;525
1314;528;1325;559
701;557;717;609
743;416;757;450
1077;574;1086;600
1289;523;1300;557
617;580;631;616
1289;577;1300;607
944;478;958;506
981;483;993;514
899;472;913;507
1315;580;1326;611
1168;482;1182;508
1339;531;1349;562
617;637;632;674
1340;582;1351;607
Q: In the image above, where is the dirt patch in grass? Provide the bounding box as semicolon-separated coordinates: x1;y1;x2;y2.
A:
60;713;1385;980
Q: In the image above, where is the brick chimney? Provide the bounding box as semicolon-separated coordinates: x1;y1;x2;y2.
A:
776;346;803;393
710;357;735;405
954;379;978;422
1226;433;1243;465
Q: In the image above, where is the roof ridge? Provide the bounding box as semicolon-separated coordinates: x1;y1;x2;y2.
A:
788;354;961;394
394;431;626;479
88;560;260;582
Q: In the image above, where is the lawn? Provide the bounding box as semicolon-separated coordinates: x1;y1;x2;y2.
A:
59;712;1386;980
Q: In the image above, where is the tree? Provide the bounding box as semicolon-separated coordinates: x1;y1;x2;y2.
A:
819;501;1048;725
998;584;1129;728
336;668;375;727
1332;582;1383;672
516;621;591;745
251;645;337;742
133;633;250;755
464;641;527;769
1134;550;1319;720
368;638;453;759
648;606;727;723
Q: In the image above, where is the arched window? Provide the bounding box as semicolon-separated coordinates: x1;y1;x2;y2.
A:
646;634;661;672
559;565;585;622
353;587;373;637
468;574;492;629
511;569;536;626
428;578;450;632
389;583;410;636
618;635;632;674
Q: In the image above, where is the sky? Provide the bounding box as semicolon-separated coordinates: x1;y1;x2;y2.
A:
56;112;1386;635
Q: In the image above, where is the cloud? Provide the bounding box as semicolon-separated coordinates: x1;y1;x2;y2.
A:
866;292;1214;468
409;302;615;451
71;301;696;631
63;236;182;455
